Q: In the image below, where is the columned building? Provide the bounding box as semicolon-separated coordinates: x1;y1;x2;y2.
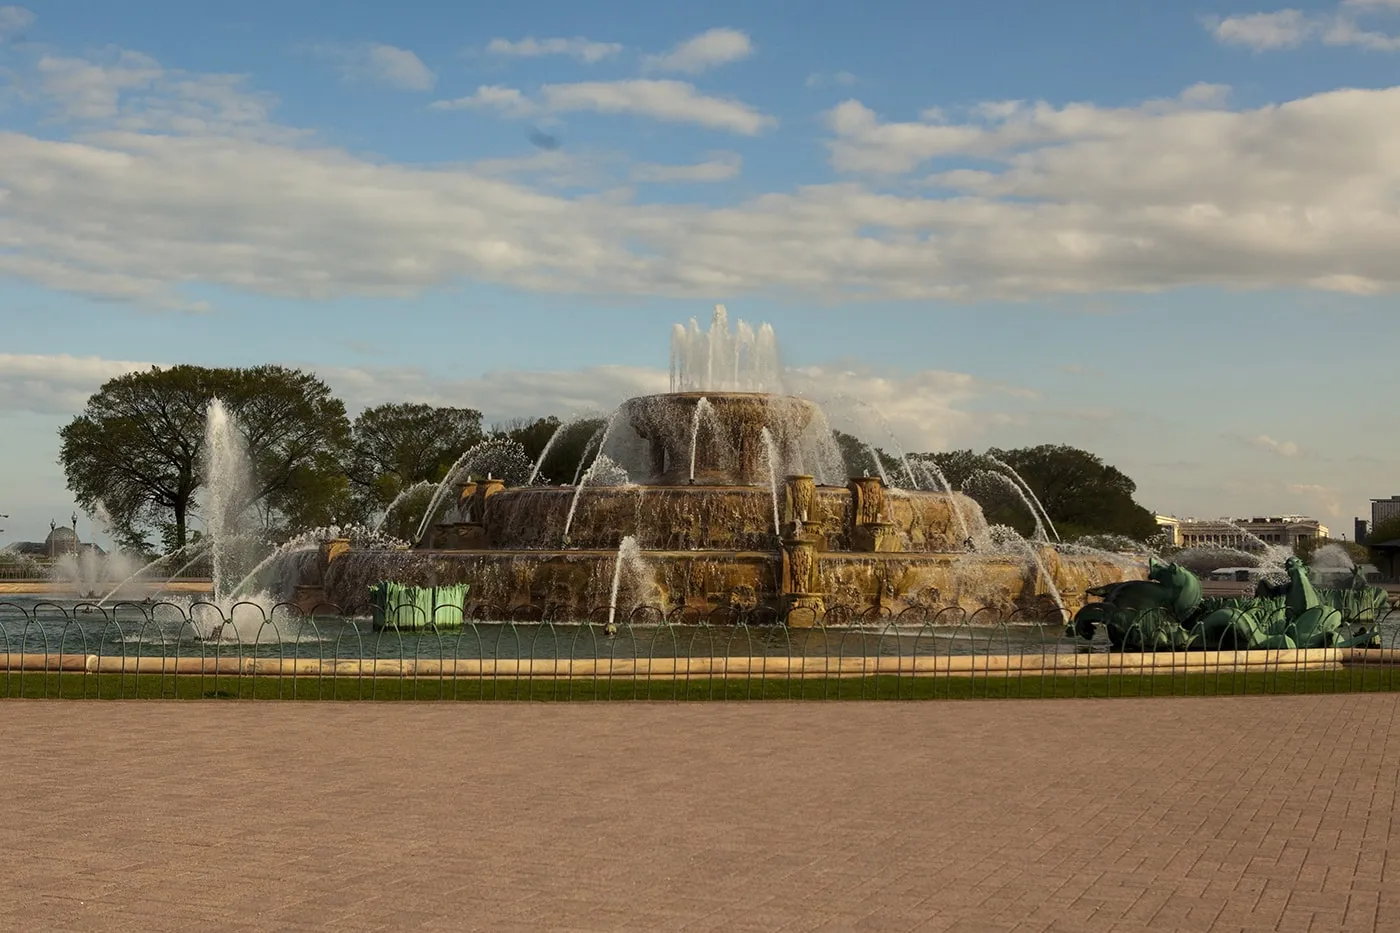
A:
1172;516;1329;551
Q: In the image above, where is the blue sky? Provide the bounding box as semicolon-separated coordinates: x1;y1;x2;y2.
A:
1;0;1398;545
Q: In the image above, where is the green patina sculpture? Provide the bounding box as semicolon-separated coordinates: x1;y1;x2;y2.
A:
369;581;469;631
1070;558;1385;652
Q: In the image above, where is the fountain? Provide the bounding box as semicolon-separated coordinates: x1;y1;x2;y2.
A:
304;307;1141;623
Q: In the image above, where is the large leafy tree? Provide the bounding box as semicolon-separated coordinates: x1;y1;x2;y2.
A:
495;416;606;485
59;365;351;550
346;403;484;516
913;444;1158;540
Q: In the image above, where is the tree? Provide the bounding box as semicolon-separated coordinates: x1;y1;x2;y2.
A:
912;445;1159;541
497;416;607;484
347;403;483;515
59;365;351;550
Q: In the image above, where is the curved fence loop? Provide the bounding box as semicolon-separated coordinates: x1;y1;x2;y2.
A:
1;591;1399;700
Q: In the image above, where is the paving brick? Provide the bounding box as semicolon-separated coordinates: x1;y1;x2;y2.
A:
1;694;1399;931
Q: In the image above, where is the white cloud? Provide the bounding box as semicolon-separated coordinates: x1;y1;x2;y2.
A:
33;48;291;143
430;84;539;117
0;354;154;414
485;36;622;63
540;80;774;134
805;71;857;88
0;5;33;38
0;351;1017;455
1287;483;1343;520
432;80;772;134
1204;10;1317;49
631;153;742;183
14;46;1400;309
311;43;435;91
1204;2;1400;51
643;28;753;74
1252;435;1301;457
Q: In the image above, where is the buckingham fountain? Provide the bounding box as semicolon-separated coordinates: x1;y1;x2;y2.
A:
292;308;1143;624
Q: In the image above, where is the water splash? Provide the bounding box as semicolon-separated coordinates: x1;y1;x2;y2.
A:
564;411;621;544
607;535;643;629
973;471;1049;543
413;437;536;544
863;443;892;488
373;480;436;534
202;399;255;600
911;459;972;547
91;541;209;607
670;305;782;393
988;456;1059;543
761;427;782;540
688;396;714;483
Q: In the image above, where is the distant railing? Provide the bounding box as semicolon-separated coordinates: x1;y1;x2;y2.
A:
3;599;1400;700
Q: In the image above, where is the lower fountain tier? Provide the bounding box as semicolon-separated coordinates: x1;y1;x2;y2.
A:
311;547;1144;620
430;484;988;553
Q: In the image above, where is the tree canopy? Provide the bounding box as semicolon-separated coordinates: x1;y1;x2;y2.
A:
59;365;350;550
347;403;484;517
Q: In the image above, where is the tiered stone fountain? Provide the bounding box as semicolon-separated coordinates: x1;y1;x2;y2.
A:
299;309;1142;622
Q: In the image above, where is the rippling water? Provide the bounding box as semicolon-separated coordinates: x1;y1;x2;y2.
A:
0;596;1091;661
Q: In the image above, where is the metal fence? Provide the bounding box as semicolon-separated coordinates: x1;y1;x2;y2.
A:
3;599;1400;700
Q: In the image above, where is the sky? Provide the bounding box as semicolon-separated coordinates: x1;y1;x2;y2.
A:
1;0;1398;546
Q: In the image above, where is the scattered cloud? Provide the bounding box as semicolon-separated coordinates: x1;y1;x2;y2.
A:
642;28;753;74
435;80;774;135
631;153;742;183
1252;435;1301;457
32;47;292;143
311;43;435;91
484;36;622;64
13;46;1400;310
1288;483;1343;520
541;80;773;134
0;353;154;415
0;4;33;40
805;71;857;88
431;84;539;117
0;352;1013;456
1203;2;1400;52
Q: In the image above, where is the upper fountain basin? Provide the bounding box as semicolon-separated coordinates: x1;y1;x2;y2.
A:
621;392;822;486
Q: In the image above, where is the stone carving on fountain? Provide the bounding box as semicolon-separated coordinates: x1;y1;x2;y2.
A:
310;306;1144;623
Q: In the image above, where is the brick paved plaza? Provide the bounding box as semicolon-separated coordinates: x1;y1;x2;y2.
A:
3;695;1398;932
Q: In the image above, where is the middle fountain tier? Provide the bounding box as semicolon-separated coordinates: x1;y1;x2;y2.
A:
623;391;818;486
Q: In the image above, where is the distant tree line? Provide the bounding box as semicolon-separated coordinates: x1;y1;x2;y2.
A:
59;364;1160;554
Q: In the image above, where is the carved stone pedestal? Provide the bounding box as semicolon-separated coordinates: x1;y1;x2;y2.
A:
784;593;825;627
852;521;902;553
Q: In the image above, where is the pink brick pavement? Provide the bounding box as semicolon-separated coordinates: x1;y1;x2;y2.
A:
2;695;1399;932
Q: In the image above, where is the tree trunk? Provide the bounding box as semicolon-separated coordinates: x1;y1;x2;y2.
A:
173;498;187;550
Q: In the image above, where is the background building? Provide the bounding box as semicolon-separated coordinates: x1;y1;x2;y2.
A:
1173;516;1329;550
1373;496;1400;530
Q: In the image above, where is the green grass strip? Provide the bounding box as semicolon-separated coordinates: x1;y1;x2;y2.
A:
5;667;1400;701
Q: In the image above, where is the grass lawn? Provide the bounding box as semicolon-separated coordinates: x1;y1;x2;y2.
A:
5;667;1400;701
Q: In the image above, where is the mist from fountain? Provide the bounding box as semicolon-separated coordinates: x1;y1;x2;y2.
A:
564;410;621;544
988;456;1060;543
607;535;643;628
863;442;893;487
972;471;1049;543
688;397;714;483
50;549;140;600
670;305;782;393
373;480;436;534
203;399;257;601
413;437;537;544
760;427;782;540
910;459;972;546
526;413;604;487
